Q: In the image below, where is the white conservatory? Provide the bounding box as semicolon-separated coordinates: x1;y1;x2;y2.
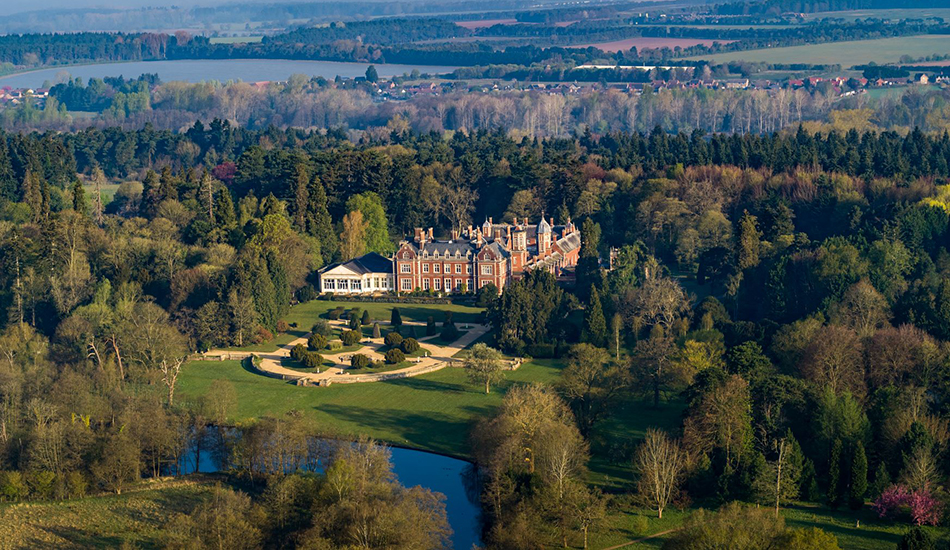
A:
317;252;394;294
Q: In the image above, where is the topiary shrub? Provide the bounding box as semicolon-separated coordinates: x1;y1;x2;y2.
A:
276;319;290;333
385;348;405;364
311;319;331;337
328;307;344;320
348;312;361;330
291;343;307;361
443;311;454;325
351;354;372;369
307;333;328;351
401;338;420;354
384;332;404;347
391;307;402;326
341;330;361;346
372;322;381;338
301;351;323;369
426;316;437;336
328;341;342;351
440;323;461;342
361;310;371;326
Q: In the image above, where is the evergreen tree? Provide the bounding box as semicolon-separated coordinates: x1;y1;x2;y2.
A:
291;162;309;233
308;175;336;259
71;179;87;215
737;210;762;270
827;439;843;509
361;309;370;326
158;166;178;202
426;316;436;336
870;461;890;500
575;218;603;302
365;65;379;83
345;192;393;255
21;170;42;222
582;285;607;347
849;441;868;510
372;322;381;339
0;137;16;202
800;459;821;502
898;527;935;550
140;169;161;217
391;307;402;327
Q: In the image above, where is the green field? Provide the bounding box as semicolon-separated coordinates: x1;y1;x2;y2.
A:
178;358;565;458
82;182;122;205
0;480;214;548
686;35;950;67
209;35;263;44
803;8;950;22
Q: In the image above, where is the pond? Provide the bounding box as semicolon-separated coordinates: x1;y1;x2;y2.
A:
0;59;458;89
178;435;482;550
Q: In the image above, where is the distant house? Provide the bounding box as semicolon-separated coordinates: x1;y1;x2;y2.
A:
318;252;394;294
915;73;930;84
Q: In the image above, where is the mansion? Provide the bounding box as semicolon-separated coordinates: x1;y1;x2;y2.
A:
318;217;581;295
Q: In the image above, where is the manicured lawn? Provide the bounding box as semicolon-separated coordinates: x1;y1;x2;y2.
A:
178;358;563;457
0;480;214;549
297;299;485;326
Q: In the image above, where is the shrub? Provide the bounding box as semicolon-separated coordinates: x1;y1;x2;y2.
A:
391;307;402;326
426;316;437;336
384;332;404;347
440;323;461;342
348;313;361;330
385;348;405;364
899;527;935;550
401;338;420;354
252;326;274;344
341;330;361;346
29;471;56;500
443;310;454;325
311;319;332;337
276;319;290;333
291;343;307;361
527;343;556;358
328;341;343;351
65;471;87;499
372;322;381;338
297;284;317;303
0;471;27;501
328;307;344;320
307;333;328;351
351;354;371;369
476;282;498;307
361;310;371;326
301;351;323;369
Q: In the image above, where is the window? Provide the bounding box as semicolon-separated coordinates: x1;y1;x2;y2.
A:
444;263;450;273
434;279;441;290
423;278;430;290
455;264;462;274
445;278;451;291
339;280;349;291
480;280;489;288
481;265;493;275
434;264;441;274
401;278;412;291
352;280;361;291
324;279;336;290
400;264;411;273
466;265;472;274
422;263;429;273
455;279;462;290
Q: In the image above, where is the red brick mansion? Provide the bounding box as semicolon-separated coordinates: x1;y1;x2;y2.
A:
393;216;581;294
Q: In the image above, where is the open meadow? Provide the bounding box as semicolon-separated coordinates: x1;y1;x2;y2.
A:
686;35;950;67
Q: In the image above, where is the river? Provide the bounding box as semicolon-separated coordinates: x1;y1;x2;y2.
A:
179;436;481;550
0;59;458;89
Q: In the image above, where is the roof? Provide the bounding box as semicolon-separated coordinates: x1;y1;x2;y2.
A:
538;217;552;234
318;252;392;275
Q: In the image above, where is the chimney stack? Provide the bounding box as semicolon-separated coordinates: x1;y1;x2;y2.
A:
414;228;425;244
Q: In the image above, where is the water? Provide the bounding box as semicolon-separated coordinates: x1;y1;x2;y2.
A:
0;59;457;89
178;436;481;550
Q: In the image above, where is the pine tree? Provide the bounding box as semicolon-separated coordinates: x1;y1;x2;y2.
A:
308;175;337;261
737;210;762;270
870;461;890;500
583;285;607;347
21;170;42;222
827;439;843;509
71;179;87;214
140;169;161;217
291;162;309;233
849;441;868;510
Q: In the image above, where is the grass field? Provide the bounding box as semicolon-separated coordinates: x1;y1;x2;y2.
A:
686;35;950;67
82;182;122;206
0;479;214;549
209;35;263;44
803;8;950;22
178;358;564;457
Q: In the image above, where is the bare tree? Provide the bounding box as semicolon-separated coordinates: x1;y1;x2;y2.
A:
635;428;685;518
